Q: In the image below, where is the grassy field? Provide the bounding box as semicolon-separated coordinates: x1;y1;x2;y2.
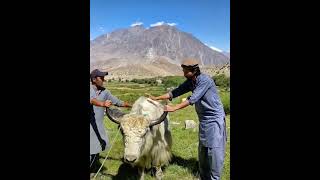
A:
91;81;230;180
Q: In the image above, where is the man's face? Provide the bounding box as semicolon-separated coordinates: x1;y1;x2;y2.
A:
94;76;106;87
182;68;194;79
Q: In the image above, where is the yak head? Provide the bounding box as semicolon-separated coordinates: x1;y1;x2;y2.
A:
106;97;167;164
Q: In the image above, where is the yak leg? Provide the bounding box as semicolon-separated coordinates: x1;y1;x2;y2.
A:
138;167;145;180
155;166;163;180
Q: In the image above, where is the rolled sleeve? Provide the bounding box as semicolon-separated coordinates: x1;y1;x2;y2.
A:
170;80;192;99
104;90;124;107
188;78;211;105
168;91;173;101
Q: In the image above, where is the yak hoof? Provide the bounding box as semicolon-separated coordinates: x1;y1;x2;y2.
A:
155;167;163;180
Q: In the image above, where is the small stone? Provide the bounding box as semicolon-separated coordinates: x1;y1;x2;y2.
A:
185;120;197;129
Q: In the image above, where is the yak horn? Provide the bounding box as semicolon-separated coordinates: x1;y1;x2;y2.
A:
105;108;126;124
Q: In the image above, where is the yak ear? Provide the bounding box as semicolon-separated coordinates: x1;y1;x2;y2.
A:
105;108;126;124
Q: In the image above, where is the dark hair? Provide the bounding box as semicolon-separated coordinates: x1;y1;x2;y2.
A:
194;66;201;76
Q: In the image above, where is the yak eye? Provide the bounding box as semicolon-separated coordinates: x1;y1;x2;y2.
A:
140;131;146;137
138;129;144;133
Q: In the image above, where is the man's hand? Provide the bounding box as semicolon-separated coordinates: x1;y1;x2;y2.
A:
104;100;112;107
145;93;158;101
164;105;176;112
123;102;132;108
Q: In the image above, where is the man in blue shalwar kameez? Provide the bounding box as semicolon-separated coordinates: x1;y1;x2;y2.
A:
148;58;227;180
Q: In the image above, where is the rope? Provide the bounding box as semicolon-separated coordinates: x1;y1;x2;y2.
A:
92;127;121;180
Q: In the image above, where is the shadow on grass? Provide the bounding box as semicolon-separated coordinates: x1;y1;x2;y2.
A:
171;154;199;176
104;155;199;179
92;153;199;179
111;163;141;180
109;159;169;180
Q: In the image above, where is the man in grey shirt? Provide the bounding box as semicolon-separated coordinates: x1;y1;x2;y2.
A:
90;69;131;174
148;59;227;180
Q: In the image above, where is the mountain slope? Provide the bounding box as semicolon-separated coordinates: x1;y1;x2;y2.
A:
90;25;230;77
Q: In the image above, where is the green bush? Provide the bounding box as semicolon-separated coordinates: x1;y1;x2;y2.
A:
213;74;230;88
219;91;230;114
131;78;158;85
162;76;185;88
131;79;137;83
131;79;144;84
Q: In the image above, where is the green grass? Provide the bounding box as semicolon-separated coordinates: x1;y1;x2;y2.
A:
91;81;230;180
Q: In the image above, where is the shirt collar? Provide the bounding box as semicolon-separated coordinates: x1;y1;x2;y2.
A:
91;84;105;92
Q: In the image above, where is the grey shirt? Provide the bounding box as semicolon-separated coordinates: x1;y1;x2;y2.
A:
90;84;124;154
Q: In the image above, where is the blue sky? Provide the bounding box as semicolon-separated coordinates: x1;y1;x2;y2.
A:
90;0;230;52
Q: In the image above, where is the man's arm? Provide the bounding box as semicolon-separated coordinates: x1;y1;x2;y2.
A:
164;100;190;112
90;99;112;107
187;77;211;105
104;89;131;108
146;93;171;100
163;78;210;112
90;85;112;107
147;80;191;101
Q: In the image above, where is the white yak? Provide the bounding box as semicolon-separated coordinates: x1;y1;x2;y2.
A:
106;96;172;180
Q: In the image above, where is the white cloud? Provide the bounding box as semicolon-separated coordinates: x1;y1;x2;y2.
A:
150;21;165;27
167;22;177;26
130;21;143;27
150;21;178;27
98;27;105;32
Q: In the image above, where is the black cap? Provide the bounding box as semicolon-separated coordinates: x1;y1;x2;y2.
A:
90;69;108;78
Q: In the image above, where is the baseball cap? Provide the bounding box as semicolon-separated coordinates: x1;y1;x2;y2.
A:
90;69;108;78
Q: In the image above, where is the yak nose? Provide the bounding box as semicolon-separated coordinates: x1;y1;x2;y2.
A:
125;155;137;163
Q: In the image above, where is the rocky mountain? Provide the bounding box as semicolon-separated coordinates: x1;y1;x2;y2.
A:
222;51;230;58
90;25;230;78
